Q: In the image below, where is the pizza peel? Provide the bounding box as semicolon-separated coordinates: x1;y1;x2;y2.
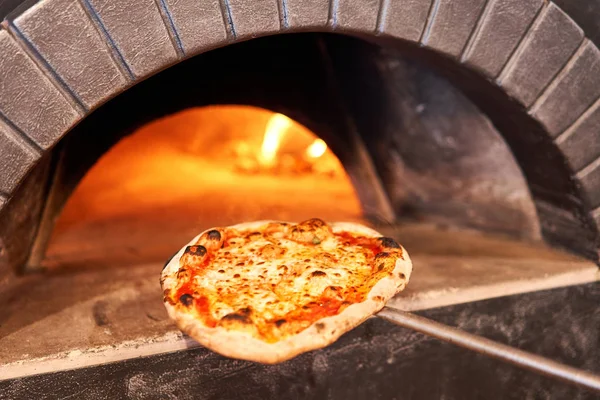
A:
163;221;600;392
376;307;600;393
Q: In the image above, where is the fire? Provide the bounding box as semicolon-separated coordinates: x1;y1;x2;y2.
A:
259;113;291;166
306;138;327;159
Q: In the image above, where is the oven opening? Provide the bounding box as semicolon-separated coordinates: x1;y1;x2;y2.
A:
1;33;596;380
44;105;362;269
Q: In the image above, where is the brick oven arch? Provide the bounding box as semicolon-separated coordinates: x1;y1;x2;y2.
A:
0;0;600;266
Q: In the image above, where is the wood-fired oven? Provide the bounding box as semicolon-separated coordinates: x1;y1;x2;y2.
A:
0;0;599;398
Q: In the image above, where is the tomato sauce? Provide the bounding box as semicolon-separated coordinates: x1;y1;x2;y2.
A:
334;231;383;256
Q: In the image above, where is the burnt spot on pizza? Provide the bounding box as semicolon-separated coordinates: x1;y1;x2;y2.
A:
333;272;341;277
257;261;265;265
274;319;287;327
399;273;406;279
206;229;221;241
179;294;194;307
217;269;225;273
378;237;400;249
290;219;332;244
233;273;240;278
238;307;252;316
311;271;327;277
302;218;327;228
221;312;251;324
185;245;207;257
375;252;390;259
315;322;325;332
235;262;244;266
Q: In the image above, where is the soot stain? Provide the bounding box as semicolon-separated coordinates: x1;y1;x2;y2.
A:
92;301;110;327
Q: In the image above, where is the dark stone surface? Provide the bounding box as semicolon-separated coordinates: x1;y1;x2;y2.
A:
227;0;280;38
0;30;80;150
554;0;600;46
11;0;129;109
499;3;583;107
325;36;540;239
0;120;39;194
371;34;599;259
422;0;488;58
0;154;52;279
558;99;600;172
462;0;543;77
335;0;379;32
84;0;179;78
530;40;600;137
1;282;599;399
380;0;432;41
285;0;329;29
580;165;600;210
163;0;228;55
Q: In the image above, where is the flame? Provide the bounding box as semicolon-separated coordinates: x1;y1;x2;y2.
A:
306;138;327;159
259;113;291;166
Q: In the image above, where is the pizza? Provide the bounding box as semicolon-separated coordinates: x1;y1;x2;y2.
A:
160;218;412;363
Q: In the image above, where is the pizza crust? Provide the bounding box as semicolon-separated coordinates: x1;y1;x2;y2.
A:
162;220;412;364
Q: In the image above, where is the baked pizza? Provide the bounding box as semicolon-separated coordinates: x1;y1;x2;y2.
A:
160;218;412;363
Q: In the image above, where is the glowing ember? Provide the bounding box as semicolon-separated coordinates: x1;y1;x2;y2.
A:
306;138;327;159
259;113;291;167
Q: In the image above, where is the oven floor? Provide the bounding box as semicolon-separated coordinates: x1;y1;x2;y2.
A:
0;223;596;380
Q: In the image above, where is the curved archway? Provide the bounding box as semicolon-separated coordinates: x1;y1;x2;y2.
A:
0;0;598;272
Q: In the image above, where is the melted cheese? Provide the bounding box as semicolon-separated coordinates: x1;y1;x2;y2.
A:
167;219;404;343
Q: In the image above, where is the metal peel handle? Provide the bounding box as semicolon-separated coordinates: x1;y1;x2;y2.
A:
378;307;600;393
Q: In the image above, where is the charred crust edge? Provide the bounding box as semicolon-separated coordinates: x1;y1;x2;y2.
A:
184;245;207;257
206;229;222;241
378;237;400;249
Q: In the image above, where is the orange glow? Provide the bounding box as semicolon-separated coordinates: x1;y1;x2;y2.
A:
45;106;362;269
259;113;291;166
306;138;327;159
